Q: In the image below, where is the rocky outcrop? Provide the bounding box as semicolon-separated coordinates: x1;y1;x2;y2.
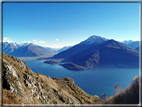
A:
53;77;102;104
2;53;102;104
59;63;85;71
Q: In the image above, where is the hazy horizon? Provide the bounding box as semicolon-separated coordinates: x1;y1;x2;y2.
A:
2;35;140;49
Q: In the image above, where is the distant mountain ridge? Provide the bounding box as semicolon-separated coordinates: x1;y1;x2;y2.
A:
1;36;140;59
122;40;133;45
57;46;72;52
1;42;58;57
122;40;139;49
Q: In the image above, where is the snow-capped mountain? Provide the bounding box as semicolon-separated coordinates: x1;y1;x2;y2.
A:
80;35;108;45
3;41;21;48
53;35;108;59
1;41;58;57
52;35;139;69
20;42;33;46
1;41;21;54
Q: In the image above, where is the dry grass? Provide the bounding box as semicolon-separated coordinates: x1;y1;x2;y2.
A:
53;77;103;104
2;89;24;104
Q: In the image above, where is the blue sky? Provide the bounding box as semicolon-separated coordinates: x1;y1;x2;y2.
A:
3;3;140;48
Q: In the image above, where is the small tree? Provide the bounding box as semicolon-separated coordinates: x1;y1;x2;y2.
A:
113;84;123;95
101;93;109;101
131;76;139;84
36;72;39;76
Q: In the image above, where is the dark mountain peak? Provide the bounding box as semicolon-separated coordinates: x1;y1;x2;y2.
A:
98;39;134;50
97;39;121;48
104;39;118;43
97;40;139;54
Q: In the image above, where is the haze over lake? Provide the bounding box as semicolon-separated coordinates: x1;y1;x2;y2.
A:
25;60;139;98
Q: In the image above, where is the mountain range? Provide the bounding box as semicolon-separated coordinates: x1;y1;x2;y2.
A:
1;42;58;57
1;35;140;69
51;35;139;69
0;41;74;57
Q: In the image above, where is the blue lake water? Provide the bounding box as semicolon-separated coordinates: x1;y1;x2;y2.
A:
25;60;139;98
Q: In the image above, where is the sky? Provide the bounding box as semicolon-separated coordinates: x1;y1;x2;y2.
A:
3;2;140;48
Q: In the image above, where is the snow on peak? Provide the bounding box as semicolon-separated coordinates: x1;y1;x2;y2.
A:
80;35;108;45
3;41;20;46
3;41;34;47
21;42;33;46
88;35;107;40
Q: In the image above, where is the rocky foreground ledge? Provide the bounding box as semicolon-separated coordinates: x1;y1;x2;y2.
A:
2;53;102;104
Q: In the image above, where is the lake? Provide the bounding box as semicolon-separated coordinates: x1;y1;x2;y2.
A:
25;60;139;98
